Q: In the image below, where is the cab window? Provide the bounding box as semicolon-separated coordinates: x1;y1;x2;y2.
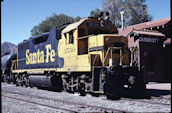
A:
32;35;48;44
69;31;74;44
64;33;67;44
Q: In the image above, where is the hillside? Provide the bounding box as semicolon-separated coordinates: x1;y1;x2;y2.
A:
1;42;17;56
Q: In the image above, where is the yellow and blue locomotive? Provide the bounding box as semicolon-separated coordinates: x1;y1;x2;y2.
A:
11;17;145;99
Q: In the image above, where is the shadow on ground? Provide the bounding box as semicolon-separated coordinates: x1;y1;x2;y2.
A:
146;89;171;97
37;86;171;100
121;89;171;99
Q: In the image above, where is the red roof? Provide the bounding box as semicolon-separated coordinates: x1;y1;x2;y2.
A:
129;29;165;37
118;17;171;36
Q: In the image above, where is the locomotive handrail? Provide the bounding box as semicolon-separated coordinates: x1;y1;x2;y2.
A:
103;47;123;67
11;60;17;70
129;47;138;66
78;34;94;40
92;36;99;66
92;54;98;66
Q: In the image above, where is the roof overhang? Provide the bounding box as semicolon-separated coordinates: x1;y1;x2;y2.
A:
127;30;165;37
62;18;87;34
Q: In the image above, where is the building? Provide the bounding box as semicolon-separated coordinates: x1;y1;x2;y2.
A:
118;18;171;82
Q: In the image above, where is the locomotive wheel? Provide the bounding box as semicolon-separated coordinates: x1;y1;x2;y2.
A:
12;74;16;84
61;74;74;93
79;90;86;96
91;93;99;97
62;74;68;91
107;94;120;100
29;84;33;88
62;80;68;91
79;83;86;96
15;77;20;86
23;76;29;87
16;75;23;86
62;80;74;93
3;75;10;83
67;89;74;94
3;75;8;83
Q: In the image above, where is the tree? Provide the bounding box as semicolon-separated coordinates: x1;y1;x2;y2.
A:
102;0;121;27
121;0;152;25
90;8;102;17
74;16;81;22
102;0;152;27
31;26;40;36
31;13;81;36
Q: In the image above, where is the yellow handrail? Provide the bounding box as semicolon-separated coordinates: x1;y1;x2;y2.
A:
103;47;123;66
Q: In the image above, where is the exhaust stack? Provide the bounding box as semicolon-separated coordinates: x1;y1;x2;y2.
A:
120;11;124;30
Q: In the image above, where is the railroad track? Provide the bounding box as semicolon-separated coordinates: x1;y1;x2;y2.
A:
2;95;77;112
120;98;171;106
2;90;127;113
2;83;171;112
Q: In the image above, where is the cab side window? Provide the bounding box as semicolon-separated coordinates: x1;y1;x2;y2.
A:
69;31;74;44
64;33;67;44
32;35;48;44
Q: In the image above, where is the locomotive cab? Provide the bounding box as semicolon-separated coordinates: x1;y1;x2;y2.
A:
58;17;144;98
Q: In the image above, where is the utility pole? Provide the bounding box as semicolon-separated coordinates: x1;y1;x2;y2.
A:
120;11;124;30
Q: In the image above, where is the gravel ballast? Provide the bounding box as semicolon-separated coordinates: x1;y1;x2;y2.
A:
2;83;171;112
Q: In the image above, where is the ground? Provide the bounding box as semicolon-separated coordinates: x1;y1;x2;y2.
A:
1;82;171;112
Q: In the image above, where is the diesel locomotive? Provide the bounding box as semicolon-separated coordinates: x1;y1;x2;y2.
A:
6;17;146;99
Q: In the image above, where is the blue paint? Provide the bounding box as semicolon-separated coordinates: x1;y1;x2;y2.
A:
18;28;64;69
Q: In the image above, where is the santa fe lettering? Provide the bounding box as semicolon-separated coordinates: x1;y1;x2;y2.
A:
25;44;55;65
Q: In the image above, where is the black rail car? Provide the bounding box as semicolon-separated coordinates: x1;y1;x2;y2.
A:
1;53;17;82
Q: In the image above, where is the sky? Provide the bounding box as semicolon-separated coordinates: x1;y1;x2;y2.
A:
1;0;170;45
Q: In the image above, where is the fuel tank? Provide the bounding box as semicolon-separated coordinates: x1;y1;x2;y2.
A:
28;75;62;89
